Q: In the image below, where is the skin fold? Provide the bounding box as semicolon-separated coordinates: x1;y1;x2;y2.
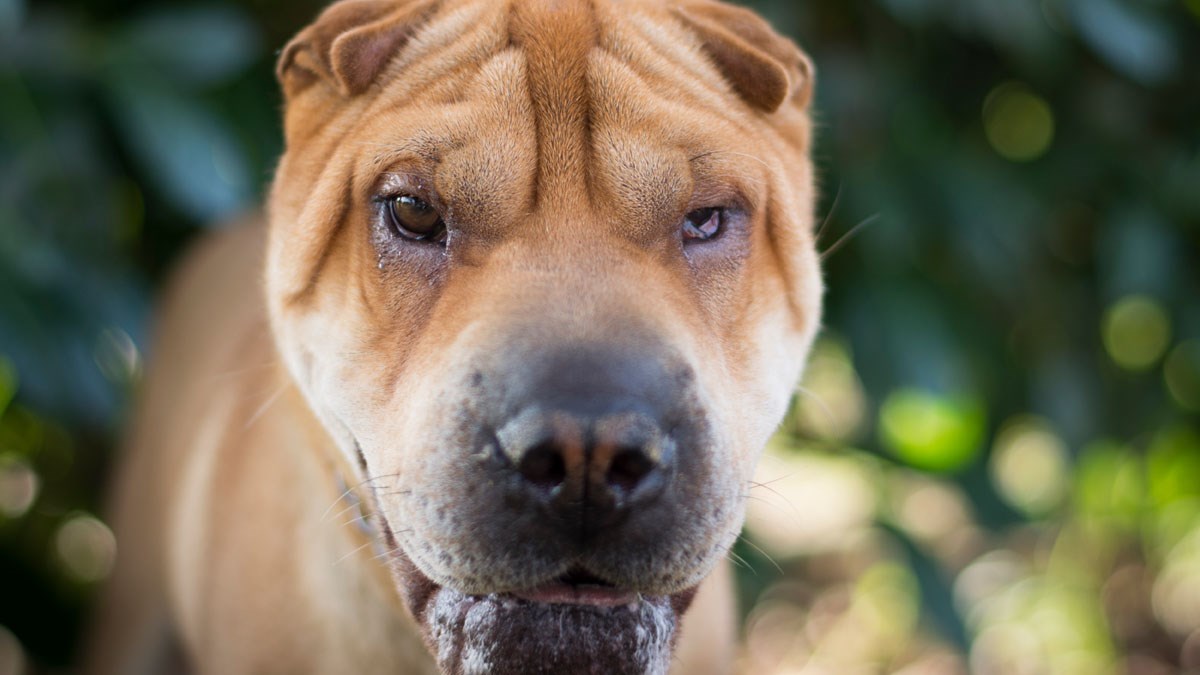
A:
86;1;822;673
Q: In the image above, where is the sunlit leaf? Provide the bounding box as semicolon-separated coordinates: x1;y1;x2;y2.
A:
879;389;986;473
1074;440;1144;530
1147;426;1200;508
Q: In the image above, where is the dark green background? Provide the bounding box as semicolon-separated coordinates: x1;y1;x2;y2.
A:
1;0;1198;671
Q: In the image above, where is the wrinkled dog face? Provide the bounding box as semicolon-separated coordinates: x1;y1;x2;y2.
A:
268;0;821;672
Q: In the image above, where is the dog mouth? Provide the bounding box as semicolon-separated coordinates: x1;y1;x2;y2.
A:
425;580;679;675
508;566;641;608
393;552;690;675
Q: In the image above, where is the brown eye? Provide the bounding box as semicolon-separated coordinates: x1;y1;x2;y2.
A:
682;207;722;242
386;195;446;242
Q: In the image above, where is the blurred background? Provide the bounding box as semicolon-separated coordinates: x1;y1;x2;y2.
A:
0;0;1198;672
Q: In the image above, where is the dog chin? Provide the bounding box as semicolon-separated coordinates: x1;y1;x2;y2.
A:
426;587;678;675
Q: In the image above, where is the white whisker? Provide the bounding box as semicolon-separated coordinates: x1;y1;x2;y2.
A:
332;537;383;567
814;183;842;244
821;213;881;260
243;383;288;431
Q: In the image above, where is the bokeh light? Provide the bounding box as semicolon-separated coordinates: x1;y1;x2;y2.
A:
1102;295;1172;372
1073;441;1143;532
853;562;920;641
1183;628;1200;670
746;445;877;558
54;514;118;584
1145;426;1200;512
879;389;985;473
793;338;867;442
1152;526;1200;638
966;576;1118;675
1165;340;1200;411
0;624;27;675
990;417;1071;516
955;550;1028;621
982;82;1055;162
891;475;973;546
0;458;39;520
93;327;142;385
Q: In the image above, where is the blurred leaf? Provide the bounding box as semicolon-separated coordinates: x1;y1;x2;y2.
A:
0;263;144;427
1163;150;1200;221
940;158;1040;306
0;356;16;417
1097;205;1183;302
0;0;22;37
0;12;92;80
107;6;261;87
955;0;1059;66
877;0;943;25
1030;355;1102;448
880;523;970;653
1065;0;1179;86
103;74;251;223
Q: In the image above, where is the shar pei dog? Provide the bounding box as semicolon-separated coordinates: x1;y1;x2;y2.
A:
87;0;822;673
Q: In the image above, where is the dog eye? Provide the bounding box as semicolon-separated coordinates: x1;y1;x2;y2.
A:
386;195;446;242
682;207;722;242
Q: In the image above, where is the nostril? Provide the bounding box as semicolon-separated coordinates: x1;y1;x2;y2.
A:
606;447;656;492
517;442;568;490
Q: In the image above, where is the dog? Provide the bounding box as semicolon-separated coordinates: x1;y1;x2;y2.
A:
86;0;821;672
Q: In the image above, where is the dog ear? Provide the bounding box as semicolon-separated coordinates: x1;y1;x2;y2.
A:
674;2;814;113
277;0;437;99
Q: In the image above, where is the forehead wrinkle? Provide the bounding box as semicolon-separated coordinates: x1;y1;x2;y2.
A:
595;3;755;129
365;0;509;116
585;45;763;158
586;50;769;214
436;140;526;229
508;0;600;209
359;47;534;171
592;128;691;234
433;49;538;227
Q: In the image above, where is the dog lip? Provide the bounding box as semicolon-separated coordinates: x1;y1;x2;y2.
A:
508;581;639;608
507;567;639;607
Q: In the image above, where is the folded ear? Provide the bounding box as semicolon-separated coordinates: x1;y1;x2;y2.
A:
277;0;438;99
674;1;814;113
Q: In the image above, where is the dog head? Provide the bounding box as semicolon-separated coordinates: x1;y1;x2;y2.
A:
269;0;820;672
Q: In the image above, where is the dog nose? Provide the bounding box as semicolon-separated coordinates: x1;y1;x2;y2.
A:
498;408;674;532
493;346;684;535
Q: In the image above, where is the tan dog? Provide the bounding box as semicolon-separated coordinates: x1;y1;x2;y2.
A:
86;0;821;672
